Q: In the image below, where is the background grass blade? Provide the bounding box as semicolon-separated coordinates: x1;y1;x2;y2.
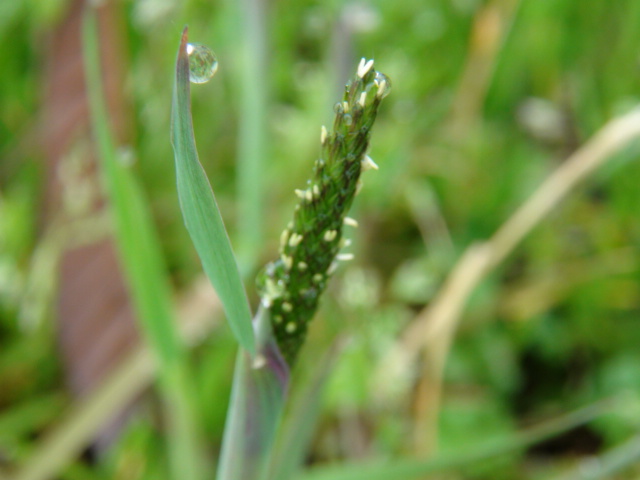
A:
217;307;290;480
547;434;640;480
234;0;268;272
171;27;255;355
298;400;615;480
82;12;204;480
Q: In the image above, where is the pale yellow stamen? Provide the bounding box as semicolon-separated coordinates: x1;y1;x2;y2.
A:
323;229;337;242
344;217;359;227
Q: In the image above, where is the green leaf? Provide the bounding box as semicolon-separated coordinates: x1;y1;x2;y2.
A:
217;307;290;480
171;27;255;355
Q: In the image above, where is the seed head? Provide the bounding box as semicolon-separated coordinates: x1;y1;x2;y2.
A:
256;59;390;364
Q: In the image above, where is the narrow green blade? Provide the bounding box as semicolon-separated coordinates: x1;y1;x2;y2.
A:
217;307;290;480
171;27;255;355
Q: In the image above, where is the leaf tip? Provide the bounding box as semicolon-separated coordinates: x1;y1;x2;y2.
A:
179;26;189;56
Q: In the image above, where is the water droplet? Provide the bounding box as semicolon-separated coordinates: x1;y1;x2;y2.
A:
333;102;344;114
374;71;391;99
187;43;218;84
343;113;353;126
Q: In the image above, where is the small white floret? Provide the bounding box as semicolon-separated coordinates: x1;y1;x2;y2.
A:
260;277;283;308
336;253;354;262
323;229;337;242
357;58;374;78
261;297;272;308
358;92;367;108
285;322;296;333
288;233;303;247
252;354;266;369
281;254;293;271
282;302;293;312
321;125;328;144
280;229;289;248
361;154;379;171
294;189;306;199
344;217;359;228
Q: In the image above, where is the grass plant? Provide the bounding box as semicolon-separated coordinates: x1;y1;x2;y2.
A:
2;2;640;480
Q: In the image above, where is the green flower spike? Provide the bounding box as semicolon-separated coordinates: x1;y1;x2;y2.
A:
257;58;391;365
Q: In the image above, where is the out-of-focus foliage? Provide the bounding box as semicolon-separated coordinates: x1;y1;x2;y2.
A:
1;0;639;479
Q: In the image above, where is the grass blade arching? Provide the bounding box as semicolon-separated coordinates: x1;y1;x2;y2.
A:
171;27;255;355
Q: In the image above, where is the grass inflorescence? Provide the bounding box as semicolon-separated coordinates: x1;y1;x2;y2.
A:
256;59;390;364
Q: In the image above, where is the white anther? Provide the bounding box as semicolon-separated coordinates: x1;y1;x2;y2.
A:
281;254;293;271
280;229;289;247
252;354;266;369
358;92;367;108
357;58;374;78
288;233;303;247
323;229;337;242
344;217;359;227
361;154;379;171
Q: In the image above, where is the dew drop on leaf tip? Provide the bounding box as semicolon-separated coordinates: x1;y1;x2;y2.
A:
186;42;218;84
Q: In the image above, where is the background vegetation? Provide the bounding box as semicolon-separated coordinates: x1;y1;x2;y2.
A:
1;0;639;478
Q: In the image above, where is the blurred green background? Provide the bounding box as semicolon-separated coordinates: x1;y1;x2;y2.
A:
1;0;640;478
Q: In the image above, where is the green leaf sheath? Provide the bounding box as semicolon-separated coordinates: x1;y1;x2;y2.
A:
171;27;256;355
256;61;390;365
217;307;290;480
